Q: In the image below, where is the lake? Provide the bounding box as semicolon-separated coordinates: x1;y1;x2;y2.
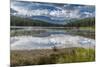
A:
10;26;95;50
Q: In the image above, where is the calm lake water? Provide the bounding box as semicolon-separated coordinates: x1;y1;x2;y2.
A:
10;26;95;50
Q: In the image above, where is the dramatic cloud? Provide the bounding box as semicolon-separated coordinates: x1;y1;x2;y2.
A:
10;1;95;23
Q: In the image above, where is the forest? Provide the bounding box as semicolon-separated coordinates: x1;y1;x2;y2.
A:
66;17;95;27
10;16;63;27
11;16;95;27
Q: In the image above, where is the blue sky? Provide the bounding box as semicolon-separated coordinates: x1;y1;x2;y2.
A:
11;1;95;24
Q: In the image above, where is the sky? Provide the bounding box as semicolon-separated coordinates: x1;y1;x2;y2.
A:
10;0;95;24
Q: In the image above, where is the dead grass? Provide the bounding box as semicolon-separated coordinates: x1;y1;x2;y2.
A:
11;47;95;66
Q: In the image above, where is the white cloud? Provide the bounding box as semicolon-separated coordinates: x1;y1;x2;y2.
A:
69;10;81;18
11;1;95;20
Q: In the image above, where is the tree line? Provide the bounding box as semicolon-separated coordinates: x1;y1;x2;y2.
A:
66;17;95;27
10;16;64;27
11;16;95;27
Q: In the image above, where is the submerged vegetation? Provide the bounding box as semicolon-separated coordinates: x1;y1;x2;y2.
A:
10;28;95;39
11;48;95;66
10;29;46;36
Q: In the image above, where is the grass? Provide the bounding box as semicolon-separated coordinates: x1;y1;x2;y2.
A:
11;47;95;66
79;27;95;31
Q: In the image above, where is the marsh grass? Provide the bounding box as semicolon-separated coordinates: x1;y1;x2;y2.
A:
11;47;95;66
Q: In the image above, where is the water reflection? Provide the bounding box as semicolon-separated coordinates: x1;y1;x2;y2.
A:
11;27;95;50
